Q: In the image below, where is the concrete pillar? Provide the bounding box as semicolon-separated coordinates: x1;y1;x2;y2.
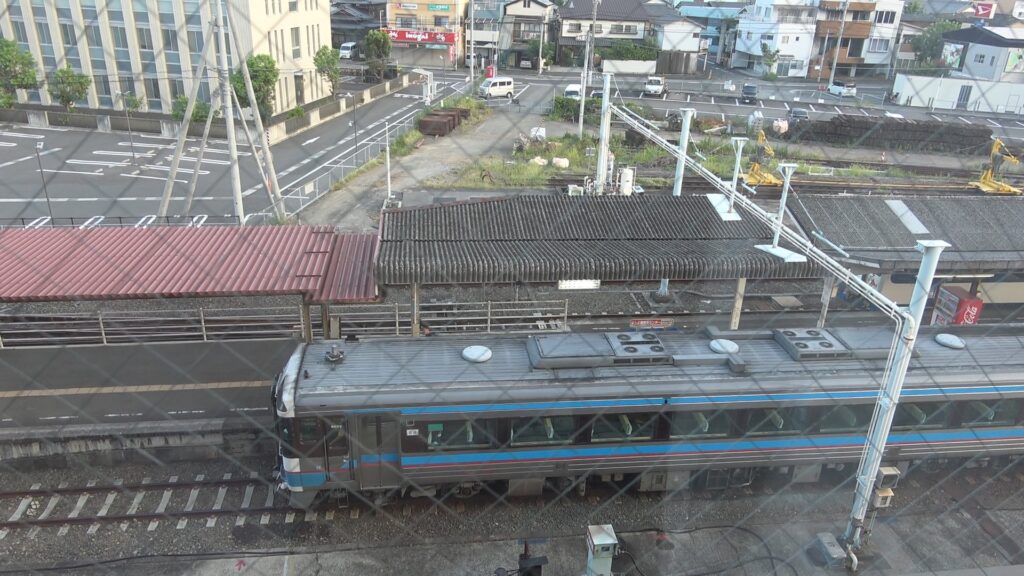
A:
411;283;421;337
301;304;313;343
817;276;836;329
730;277;747;330
321;304;333;339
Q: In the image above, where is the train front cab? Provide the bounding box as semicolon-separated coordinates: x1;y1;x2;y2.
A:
278;413;403;508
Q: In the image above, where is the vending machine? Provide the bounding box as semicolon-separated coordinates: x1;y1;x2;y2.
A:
931;285;984;325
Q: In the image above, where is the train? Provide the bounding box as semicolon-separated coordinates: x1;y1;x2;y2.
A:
272;324;1024;508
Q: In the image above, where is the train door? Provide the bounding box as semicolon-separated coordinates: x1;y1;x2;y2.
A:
324;417;352;484
356;414;402;490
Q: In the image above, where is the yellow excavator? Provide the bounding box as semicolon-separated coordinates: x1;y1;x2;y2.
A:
971;139;1021;195
743;130;783;187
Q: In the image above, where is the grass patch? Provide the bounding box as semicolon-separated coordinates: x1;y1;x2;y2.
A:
392;129;423;157
330;157;382;191
440;156;575;188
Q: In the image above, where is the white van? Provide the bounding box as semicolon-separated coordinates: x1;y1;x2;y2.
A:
339;42;358;59
563;84;582;101
477;76;515;99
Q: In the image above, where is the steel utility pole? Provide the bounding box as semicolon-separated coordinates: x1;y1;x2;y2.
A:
595;73;612;195
33;142;54;225
215;0;245;224
469;0;475;83
577;0;600;138
827;0;849;90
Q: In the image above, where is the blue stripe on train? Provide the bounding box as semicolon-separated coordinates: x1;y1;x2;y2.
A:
400;428;1024;468
392;384;1024;416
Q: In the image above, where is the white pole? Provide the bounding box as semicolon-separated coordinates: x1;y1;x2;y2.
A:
469;0;475;83
538;15;545;76
385;121;392;200
214;0;245;225
771;163;797;249
827;1;849;89
184;91;219;216
595;73;612;195
577;0;599;138
728;136;748;214
671;108;694;197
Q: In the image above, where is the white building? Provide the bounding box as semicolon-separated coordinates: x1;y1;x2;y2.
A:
0;0;331;116
733;0;817;78
810;0;904;79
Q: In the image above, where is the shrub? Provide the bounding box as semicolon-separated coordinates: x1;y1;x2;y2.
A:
288;106;305;119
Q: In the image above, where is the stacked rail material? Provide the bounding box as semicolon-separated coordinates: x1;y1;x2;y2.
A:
784;115;993;153
417;108;470;137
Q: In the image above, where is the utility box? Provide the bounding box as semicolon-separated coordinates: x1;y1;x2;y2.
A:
586;525;618;576
876;466;901;490
814;532;847;568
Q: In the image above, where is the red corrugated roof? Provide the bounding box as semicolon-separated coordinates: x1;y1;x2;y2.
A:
0;226;379;303
314;233;380;303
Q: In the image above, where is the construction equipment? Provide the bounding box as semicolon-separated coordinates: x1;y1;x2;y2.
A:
971;139;1021;195
743;130;783;187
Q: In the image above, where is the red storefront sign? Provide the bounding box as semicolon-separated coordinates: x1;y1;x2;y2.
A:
384;29;456;44
629;318;674;329
931;285;984;326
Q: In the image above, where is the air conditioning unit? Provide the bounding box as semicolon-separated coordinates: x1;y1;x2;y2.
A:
773;328;852;361
872;487;894;509
876;466;901;490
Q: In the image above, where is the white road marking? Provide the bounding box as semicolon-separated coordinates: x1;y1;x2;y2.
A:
783;102;789;110
0;131;44;139
759;101;764;108
231;407;268;412
93;150;151;158
809;104;817;112
142;164;209;175
167;155;230;165
0;142;15;147
930;114;943;121
958;116;972;124
66;158;128;168
987;118;1001;127
710;96;714;104
188;146;246;156
40;169;102;176
0;147;62;168
860;109;870;117
119;142;173;149
834;106;843;114
734;98;739;105
38;415;79;420
301;136;321;146
1015;121;1024;128
242;186;259;197
122;173;188;184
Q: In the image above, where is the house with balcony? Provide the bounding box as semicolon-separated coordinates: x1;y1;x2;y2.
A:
465;0;504;69
499;0;556;68
733;0;818;77
554;0;650;66
810;0;904;80
676;2;745;66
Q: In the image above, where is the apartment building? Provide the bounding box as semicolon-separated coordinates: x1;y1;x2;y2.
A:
384;0;466;67
555;0;649;66
0;0;330;117
733;0;905;79
733;0;817;77
810;0;903;79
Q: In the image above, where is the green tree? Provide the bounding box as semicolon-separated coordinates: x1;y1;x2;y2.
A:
47;66;91;111
599;39;658;61
0;38;40;108
365;30;392;81
526;39;556;66
911;20;961;63
314;45;342;96
171;94;211;122
760;42;781;76
231;54;279;120
905;0;923;14
122;92;142;113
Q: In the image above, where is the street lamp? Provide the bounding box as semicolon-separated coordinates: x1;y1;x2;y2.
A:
33;142;54;225
116;91;138;165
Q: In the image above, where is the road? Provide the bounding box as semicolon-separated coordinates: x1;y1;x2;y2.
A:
0;79;463;223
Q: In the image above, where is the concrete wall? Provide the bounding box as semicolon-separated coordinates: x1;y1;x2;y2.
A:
658;21;703;52
893;73;1024;113
602;59;657;74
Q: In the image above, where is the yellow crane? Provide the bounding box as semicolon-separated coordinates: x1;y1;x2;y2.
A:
971;139;1021;195
743;130;783;187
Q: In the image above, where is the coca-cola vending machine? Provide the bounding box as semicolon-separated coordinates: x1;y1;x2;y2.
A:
931;286;984;325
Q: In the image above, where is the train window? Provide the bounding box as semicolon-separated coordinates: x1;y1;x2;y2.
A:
277;418;297;457
669;410;732;439
819;404;874;433
511;416;576;446
402;419;498;452
892;402;951;430
961;399;1018;428
747;407;810;436
591;412;657;442
324;417;348;456
296;417;325;456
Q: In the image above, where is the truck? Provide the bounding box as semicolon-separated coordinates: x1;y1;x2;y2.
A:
643;76;667;97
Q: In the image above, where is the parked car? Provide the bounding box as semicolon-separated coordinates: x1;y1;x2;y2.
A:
519;58;533;69
643;76;666;96
478;76;515;99
590;89;604;100
338;42;358;59
827;80;857;97
740;83;758;104
563;84;582;101
787;107;809;123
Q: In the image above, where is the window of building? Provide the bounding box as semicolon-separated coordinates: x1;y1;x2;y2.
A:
289;0;297;10
143;77;161;109
84;25;102;47
35;23;53;45
746;31;752;40
110;26;128;49
137;27;154;50
294;73;304;104
974;53;986;64
434;16;449;27
782;35;789;44
593;24;603;34
990;55;996;65
12;21;29;44
875;10;896;24
567;22;581;33
867;38;890;53
291;26;301;58
397;16;416;28
162;29;178;51
58;23;75;46
763;34;774;41
692;32;700;39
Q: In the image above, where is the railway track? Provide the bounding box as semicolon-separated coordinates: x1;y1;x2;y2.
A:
548;175;983;196
0;472;289;534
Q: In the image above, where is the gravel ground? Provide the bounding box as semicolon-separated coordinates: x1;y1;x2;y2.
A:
1;459;1020;574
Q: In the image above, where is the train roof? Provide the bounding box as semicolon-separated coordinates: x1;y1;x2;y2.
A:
289;325;1024;411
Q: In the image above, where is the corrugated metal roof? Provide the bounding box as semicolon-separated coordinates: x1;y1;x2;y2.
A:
314;233;380;303
559;0;650;22
792;195;1024;272
377;196;819;284
0;226;379;303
